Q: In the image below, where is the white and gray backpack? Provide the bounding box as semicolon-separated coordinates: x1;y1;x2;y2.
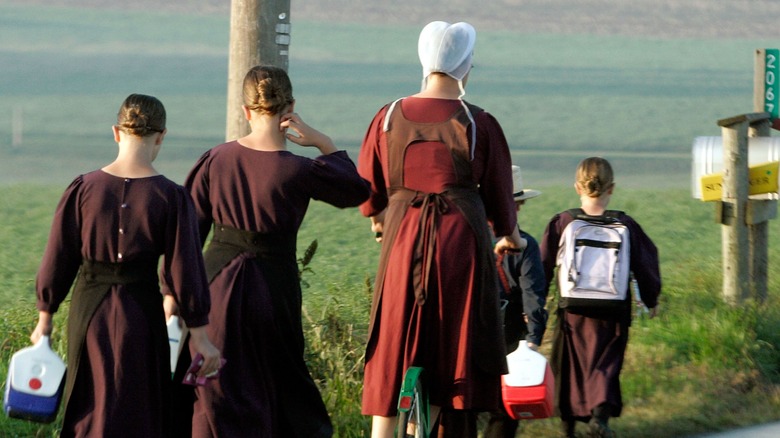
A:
557;208;630;308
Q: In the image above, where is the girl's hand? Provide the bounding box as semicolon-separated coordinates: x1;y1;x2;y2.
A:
370;210;386;243
494;235;527;255
163;294;178;322
31;311;53;345
280;113;337;154
188;326;222;377
494;226;527;255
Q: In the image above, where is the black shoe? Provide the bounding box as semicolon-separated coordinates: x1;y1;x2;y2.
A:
588;417;615;438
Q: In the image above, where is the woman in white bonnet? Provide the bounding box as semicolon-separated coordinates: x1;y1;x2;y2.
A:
357;21;524;437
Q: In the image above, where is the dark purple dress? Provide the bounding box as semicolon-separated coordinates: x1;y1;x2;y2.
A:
184;141;369;437
36;171;211;437
540;210;661;420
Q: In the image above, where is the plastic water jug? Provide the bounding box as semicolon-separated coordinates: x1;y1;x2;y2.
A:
167;316;183;376
501;340;555;420
3;336;66;423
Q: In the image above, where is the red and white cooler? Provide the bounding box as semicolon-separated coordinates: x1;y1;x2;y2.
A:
3;335;66;423
501;340;555;420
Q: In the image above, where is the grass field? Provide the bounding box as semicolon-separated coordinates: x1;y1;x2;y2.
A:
3;3;780;437
3;183;780;437
1;4;778;188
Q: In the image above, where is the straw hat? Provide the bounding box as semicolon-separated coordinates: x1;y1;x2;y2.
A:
512;165;541;201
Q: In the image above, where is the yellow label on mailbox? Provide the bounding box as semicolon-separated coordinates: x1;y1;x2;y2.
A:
700;161;779;201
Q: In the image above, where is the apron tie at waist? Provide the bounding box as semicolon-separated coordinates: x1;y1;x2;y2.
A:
211;224;296;257
410;192;450;306
80;259;159;286
204;224;298;282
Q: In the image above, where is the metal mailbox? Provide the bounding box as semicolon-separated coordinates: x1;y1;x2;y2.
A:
691;136;780;199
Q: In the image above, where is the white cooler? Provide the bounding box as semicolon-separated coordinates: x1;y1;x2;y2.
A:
501;341;555;420
3;336;66;423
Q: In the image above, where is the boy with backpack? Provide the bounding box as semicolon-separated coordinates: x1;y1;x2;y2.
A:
539;157;661;438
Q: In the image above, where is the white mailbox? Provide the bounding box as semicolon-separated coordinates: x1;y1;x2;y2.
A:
691;136;780;199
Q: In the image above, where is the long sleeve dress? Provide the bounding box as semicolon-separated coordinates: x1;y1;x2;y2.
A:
184;141;369;438
358;97;517;416
539;210;661;421
35;171;211;438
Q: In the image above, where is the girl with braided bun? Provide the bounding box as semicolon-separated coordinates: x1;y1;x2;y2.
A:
540;157;661;438
182;65;370;437
31;93;221;437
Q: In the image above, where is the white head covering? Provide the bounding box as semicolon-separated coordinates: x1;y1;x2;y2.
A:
418;21;476;97
512;165;541;201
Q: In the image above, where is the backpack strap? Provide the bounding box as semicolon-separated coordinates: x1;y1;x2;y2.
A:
603;210;624;220
567;208;624;224
566;208;586;219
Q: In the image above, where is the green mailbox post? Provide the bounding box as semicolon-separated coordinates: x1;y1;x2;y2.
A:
762;49;779;119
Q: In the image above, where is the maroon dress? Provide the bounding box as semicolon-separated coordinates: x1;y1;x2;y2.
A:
184;141;369;437
36;171;211;438
539;210;661;421
358;97;517;416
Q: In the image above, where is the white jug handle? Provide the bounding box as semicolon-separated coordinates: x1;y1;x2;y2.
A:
35;334;51;349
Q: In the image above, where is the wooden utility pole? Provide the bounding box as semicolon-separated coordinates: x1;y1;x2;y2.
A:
748;49;779;302
716;113;769;304
225;0;291;141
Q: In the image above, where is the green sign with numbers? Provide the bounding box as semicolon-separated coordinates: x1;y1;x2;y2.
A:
765;49;780;119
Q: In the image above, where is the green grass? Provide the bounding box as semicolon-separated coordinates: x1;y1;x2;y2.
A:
4;184;780;436
0;185;60;306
